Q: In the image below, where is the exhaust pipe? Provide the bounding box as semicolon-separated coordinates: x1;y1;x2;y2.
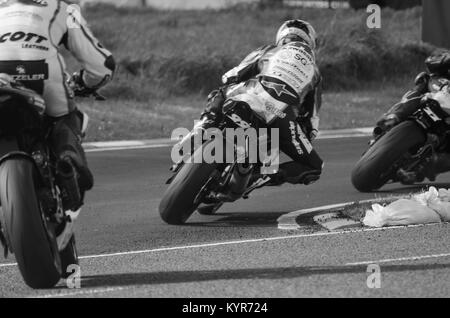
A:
56;157;81;211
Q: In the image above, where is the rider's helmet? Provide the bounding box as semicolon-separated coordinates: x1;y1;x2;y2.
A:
276;19;317;50
425;51;450;76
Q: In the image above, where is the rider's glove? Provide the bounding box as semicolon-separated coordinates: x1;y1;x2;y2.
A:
71;70;109;98
71;70;94;97
297;116;319;142
309;129;319;142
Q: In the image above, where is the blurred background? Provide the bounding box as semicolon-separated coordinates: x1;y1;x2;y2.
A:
69;0;444;141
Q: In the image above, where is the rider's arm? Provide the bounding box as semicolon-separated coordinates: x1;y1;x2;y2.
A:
59;3;116;89
299;73;322;141
222;45;273;85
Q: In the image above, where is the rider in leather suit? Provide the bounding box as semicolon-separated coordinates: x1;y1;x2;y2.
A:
378;50;450;183
0;0;115;207
199;19;324;186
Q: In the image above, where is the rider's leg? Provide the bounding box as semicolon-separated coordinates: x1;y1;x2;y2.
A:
269;108;323;185
47;109;93;195
44;74;93;208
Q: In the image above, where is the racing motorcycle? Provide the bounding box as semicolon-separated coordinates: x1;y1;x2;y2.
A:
351;76;450;192
0;73;102;288
159;82;284;225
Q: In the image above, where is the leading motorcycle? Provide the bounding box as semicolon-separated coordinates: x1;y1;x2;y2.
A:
159;82;289;225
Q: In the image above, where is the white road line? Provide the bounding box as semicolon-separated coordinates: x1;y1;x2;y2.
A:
72;225;442;259
82;128;373;153
32;249;450;299
346;253;450;266
30;286;132;298
0;262;16;268
1;222;445;270
85;144;172;153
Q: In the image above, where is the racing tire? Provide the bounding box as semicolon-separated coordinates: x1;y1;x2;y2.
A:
0;159;61;288
159;146;219;225
351;121;426;192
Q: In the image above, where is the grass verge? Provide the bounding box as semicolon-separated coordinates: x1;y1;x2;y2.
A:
69;5;434;140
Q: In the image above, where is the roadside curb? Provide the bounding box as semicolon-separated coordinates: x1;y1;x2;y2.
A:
83;127;373;152
277;196;402;231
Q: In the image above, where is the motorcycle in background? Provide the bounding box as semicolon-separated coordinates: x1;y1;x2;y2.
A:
352;76;450;192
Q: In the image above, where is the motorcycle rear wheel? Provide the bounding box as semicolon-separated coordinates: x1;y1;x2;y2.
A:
0;159;61;288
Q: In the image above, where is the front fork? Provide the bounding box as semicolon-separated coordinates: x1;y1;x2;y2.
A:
219;163;254;202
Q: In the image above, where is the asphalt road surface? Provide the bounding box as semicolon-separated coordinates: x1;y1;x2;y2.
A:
0;137;449;298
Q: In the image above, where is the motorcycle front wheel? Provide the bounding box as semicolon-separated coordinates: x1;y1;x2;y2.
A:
351;121;427;192
159;143;219;225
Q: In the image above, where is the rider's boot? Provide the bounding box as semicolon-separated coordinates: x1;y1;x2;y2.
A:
249;163;321;187
48;109;93;210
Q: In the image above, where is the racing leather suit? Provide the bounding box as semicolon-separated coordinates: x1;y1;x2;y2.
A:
380;51;450;182
0;0;115;199
204;42;324;185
